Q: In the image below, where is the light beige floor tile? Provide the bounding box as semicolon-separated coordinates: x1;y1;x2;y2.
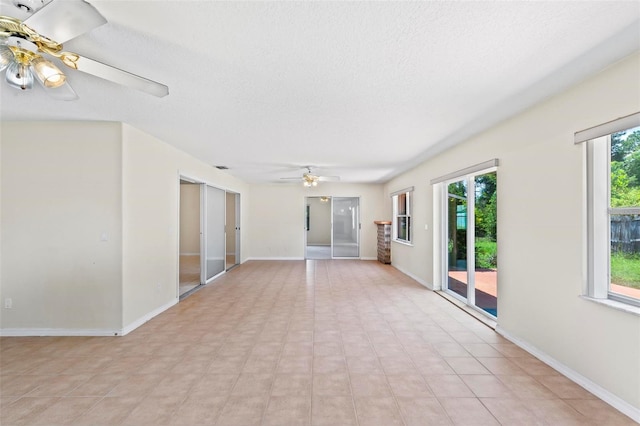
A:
564;399;638;426
460;374;516;398
445;357;491;375
215;395;267;426
73;396;141;425
476;356;527;375
311;395;358;426
497;375;560;399
271;373;312;396
189;373;238;397
354;396;403;426
231;373;274;397
439;397;500;425
349;373;392;397
313;355;348;374
396;396;453;425
263;395;311;426
386;374;435;398
312;373;352;396
167;396;227;426
0;260;632;426
480;398;548;425
536;374;598;399
424;375;475;398
0;396;60;425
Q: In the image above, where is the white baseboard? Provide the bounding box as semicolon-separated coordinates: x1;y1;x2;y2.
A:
1;299;179;337
121;298;178;336
361;257;378;261
0;328;120;337
246;257;305;261
496;326;640;423
392;264;432;289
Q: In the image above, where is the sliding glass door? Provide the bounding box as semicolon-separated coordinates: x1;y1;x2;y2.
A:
332;197;360;258
205;185;226;281
445;171;498;317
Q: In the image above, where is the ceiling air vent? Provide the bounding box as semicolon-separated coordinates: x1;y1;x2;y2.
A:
215;166;229;170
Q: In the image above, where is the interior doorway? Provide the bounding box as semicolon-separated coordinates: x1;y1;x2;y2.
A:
304;196;361;259
226;191;241;269
305;196;332;259
179;180;202;296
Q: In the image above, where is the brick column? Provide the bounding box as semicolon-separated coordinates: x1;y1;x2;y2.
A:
374;221;392;264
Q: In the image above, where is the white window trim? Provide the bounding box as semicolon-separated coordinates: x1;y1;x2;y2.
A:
392;188;413;244
585;120;640;313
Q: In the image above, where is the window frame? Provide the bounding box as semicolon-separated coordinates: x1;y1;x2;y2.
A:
392;189;413;244
584;115;640;310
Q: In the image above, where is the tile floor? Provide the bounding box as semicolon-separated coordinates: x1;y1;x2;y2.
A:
0;260;635;425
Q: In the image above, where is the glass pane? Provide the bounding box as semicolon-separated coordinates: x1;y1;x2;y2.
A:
332;197;359;257
206;185;226;280
609;126;640;300
397;217;408;241
447;180;467;299
610;214;640;299
397;193;407;215
474;172;498;316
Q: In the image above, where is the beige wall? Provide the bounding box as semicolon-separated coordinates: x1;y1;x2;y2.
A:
1;122;123;332
179;183;200;255
307;197;331;245
248;183;385;259
121;124;249;329
0;121;249;334
384;53;640;412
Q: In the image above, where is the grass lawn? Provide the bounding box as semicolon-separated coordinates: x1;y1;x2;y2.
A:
610;252;640;289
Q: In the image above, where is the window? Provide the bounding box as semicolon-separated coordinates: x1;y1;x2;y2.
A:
392;188;413;244
582;113;640;308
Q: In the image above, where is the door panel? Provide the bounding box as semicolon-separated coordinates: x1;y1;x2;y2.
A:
206;185;226;281
332;197;360;258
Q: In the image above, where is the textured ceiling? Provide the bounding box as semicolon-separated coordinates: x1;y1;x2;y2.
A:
1;1;639;184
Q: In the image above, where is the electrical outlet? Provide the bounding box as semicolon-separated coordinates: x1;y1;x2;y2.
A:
5;298;12;309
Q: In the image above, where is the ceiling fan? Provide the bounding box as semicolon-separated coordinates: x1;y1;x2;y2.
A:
280;166;340;187
0;0;168;100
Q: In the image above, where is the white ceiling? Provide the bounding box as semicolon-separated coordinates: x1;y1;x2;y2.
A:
1;1;639;184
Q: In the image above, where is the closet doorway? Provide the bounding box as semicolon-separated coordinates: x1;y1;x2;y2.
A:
179;180;202;296
178;177;230;298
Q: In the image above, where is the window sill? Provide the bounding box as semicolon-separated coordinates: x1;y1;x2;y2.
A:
392;240;413;247
580;295;640;316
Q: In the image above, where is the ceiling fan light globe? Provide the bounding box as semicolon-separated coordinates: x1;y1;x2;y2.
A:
32;56;65;88
6;61;33;90
0;45;14;72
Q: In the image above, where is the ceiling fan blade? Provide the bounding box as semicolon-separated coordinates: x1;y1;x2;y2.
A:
280;177;303;180
61;53;169;97
318;176;341;182
23;0;107;43
43;81;78;101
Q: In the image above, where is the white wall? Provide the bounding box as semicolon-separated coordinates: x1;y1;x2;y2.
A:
248;183;385;259
307;197;331;245
1;122;123;333
179;183;200;255
121;124;249;329
384;53;640;413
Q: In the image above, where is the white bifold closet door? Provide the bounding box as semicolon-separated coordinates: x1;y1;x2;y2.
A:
205;185;226;281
